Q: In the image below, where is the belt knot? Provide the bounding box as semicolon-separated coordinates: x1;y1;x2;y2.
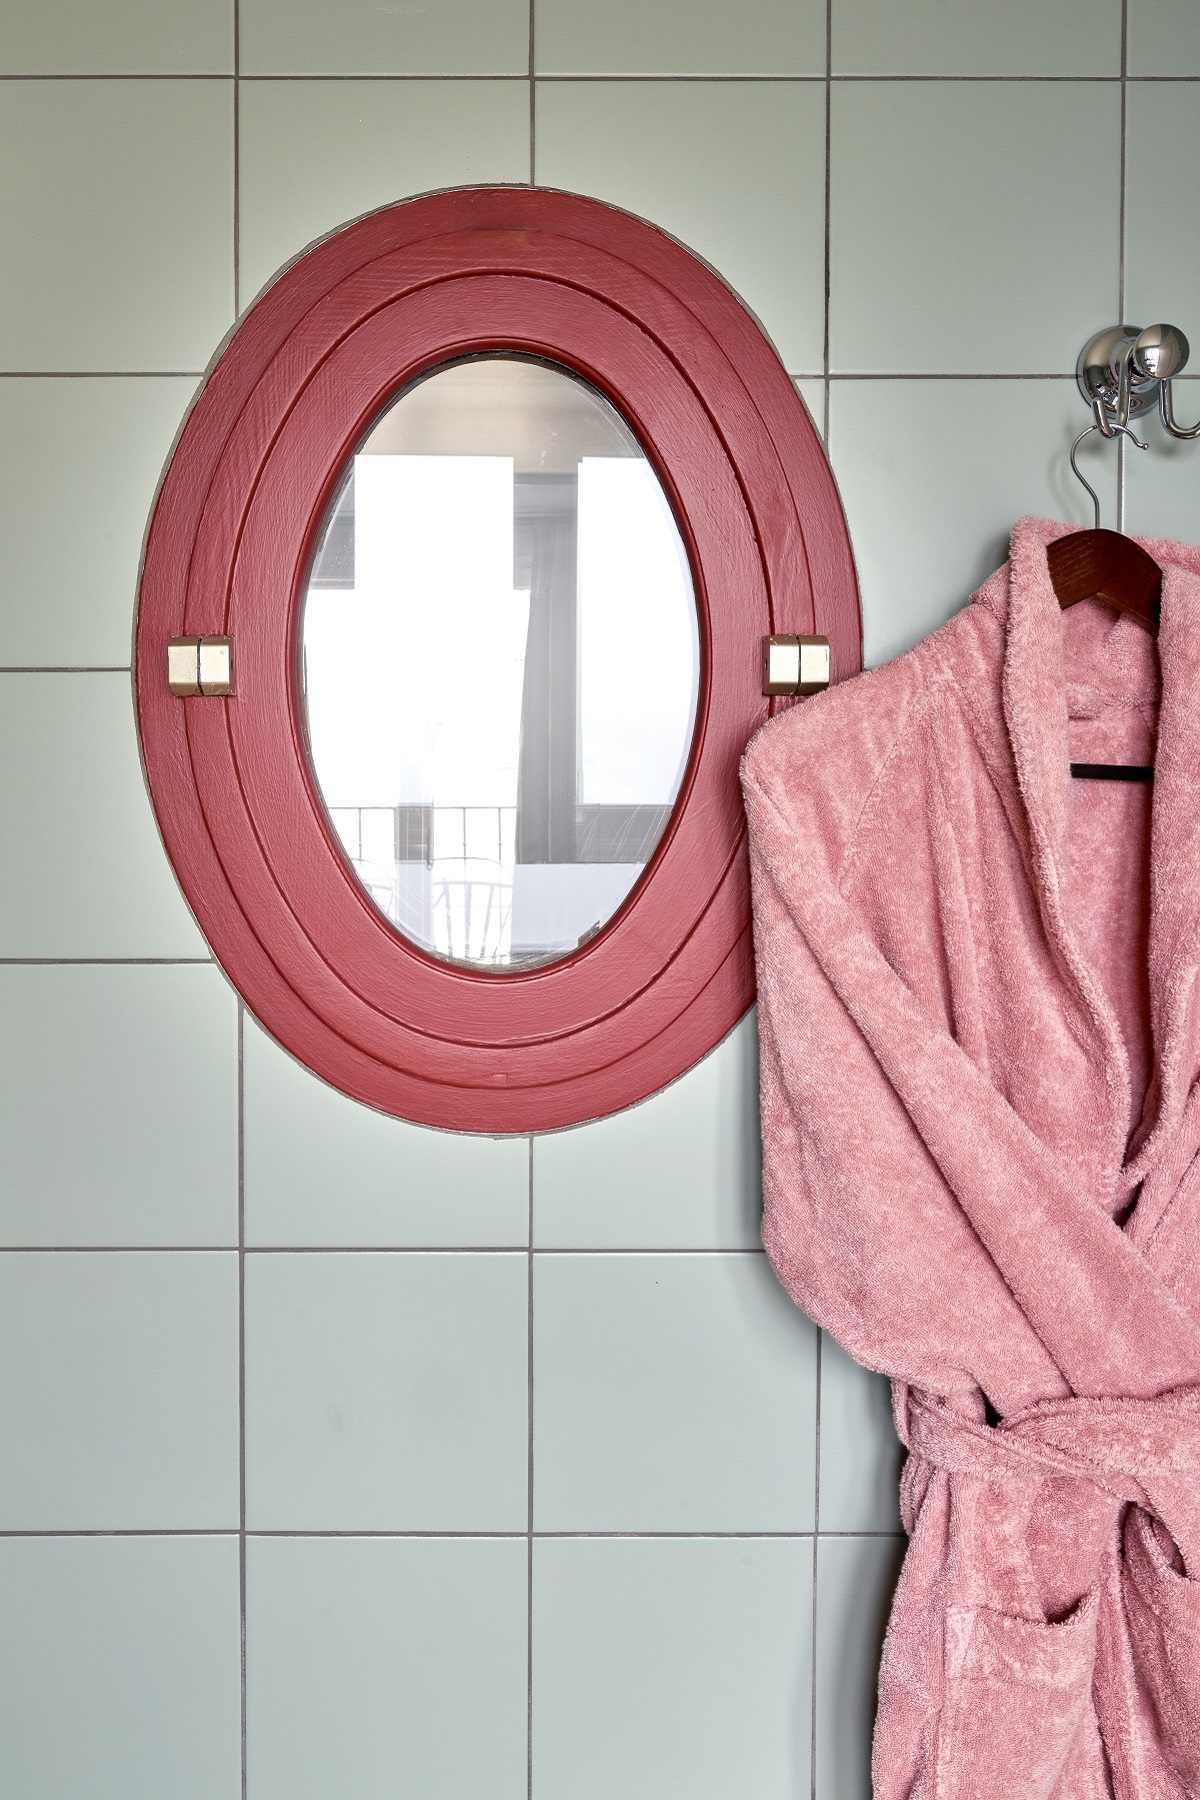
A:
905;1385;1200;1532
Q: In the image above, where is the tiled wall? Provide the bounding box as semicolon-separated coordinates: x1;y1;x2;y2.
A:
2;2;1198;1796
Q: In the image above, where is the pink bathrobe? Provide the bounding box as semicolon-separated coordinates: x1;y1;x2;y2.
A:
741;517;1200;1799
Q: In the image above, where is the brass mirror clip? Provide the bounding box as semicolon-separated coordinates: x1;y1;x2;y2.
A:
762;635;830;697
167;636;235;697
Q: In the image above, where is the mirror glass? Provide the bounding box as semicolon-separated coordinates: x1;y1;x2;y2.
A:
300;356;700;971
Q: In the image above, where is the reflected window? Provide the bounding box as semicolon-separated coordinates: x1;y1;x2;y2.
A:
300;356;700;970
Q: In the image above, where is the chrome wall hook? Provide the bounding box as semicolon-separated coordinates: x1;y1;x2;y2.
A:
1159;378;1200;441
1077;322;1200;441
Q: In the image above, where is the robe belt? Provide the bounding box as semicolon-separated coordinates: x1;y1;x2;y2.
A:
904;1386;1200;1551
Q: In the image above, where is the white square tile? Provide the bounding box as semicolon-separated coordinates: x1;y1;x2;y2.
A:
533;1012;761;1248
1;0;233;74
245;1252;528;1528
1125;86;1200;341
0;377;195;667
1124;388;1200;543
534;1253;816;1530
247;1537;527;1800
827;380;1119;667
533;1538;813;1800
833;0;1120;74
818;1335;902;1533
535;0;824;74
797;377;826;441
243;1016;528;1245
238;80;531;308
829;83;1120;374
241;0;528;74
815;1537;906;1800
0;966;236;1247
0;1537;240;1800
0;81;233;371
0;673;207;956
535;81;826;373
1128;2;1200;74
0;1252;239;1527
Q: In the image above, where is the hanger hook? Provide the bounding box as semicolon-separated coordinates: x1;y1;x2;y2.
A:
1068;414;1148;530
1069;425;1103;529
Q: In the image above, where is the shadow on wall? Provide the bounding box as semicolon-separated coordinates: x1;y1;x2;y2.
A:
818;1535;908;1796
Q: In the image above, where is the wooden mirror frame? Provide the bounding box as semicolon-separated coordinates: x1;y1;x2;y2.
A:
136;187;860;1132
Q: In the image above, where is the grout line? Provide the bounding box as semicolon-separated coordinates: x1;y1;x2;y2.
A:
526;1135;535;1800
260;1529;838;1539
0;371;204;378
0;1526;907;1540
244;1244;529;1254
1117;422;1126;535
811;1530;820;1795
0;957;215;966
822;0;832;445
248;1530;532;1539
233;0;241;320
238;1244;768;1254
0;72;235;81
528;0;536;186
513;1530;861;1539
0;1242;770;1254
487;72;1130;84
811;1330;823;1800
528;72;1144;84
0;1528;243;1538
0;71;539;84
1118;0;1128;324
237;1000;248;1800
1117;0;1128;534
0;372;1092;387
813;1331;822;1540
830;72;1124;83
233;71;537;82
812;1531;907;1539
0;70;1194;84
0;70;818;84
808;368;1200;385
537;1244;768;1253
536;72;827;83
824;371;1078;381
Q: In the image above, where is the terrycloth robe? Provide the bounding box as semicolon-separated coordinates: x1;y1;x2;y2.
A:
740;517;1200;1800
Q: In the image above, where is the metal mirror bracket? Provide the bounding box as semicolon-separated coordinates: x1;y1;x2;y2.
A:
167;636;235;697
762;635;831;697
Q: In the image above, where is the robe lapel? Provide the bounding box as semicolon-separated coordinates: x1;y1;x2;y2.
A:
1001;517;1074;899
1131;560;1200;1176
999;523;1200;1190
1000;518;1133;1180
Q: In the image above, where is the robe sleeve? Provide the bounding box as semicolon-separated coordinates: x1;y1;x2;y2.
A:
740;663;1062;1404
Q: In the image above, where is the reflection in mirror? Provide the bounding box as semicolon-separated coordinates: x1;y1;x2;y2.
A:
300;356;700;971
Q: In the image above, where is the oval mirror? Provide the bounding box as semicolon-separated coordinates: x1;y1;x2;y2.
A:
136;186;860;1130
300;355;700;971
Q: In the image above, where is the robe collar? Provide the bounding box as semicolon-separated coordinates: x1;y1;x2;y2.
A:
976;517;1200;1177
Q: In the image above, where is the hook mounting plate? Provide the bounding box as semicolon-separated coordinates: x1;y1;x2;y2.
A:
1076;325;1158;422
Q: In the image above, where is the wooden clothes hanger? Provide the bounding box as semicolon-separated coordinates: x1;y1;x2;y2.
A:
1047;414;1162;783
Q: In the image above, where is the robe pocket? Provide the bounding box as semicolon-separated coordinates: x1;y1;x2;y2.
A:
1124;1509;1200;1788
937;1593;1098;1800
